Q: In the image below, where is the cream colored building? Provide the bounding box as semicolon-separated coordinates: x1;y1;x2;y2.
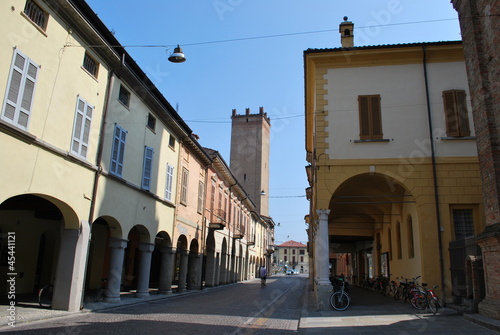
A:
273;240;309;274
305;19;485;309
0;0;274;312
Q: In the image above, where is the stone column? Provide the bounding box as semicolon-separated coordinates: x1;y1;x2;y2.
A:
177;249;189;292
158;247;175;294
204;250;216;287
315;209;332;310
135;243;155;298
187;252;201;290
51;222;90;311
105;238;128;303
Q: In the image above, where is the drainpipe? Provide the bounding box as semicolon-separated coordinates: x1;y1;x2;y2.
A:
422;46;446;304
81;70;115;309
88;71;115;225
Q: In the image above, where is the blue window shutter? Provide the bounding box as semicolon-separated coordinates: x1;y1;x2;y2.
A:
71;97;93;158
165;164;174;201
142;146;154;190
110;125;126;176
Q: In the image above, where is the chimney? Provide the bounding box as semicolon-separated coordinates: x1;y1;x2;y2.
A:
339;16;354;48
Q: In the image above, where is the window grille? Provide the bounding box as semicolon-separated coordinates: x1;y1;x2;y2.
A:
24;0;48;31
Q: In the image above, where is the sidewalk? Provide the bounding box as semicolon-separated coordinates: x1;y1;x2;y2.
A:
298;285;500;334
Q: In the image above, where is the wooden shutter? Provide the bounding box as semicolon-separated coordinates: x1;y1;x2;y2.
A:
358;95;382;140
142;147;154;190
443;90;470;137
2;49;39;130
443;90;459;136
359;96;370;139
455;90;470;136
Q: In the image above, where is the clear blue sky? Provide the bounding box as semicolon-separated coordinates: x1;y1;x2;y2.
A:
85;0;461;244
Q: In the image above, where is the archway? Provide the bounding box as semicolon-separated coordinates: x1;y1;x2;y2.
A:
0;194;85;311
328;173;414;282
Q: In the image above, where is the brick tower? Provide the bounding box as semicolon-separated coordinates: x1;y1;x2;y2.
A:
230;107;271;216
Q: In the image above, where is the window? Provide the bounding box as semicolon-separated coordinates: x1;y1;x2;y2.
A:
443;90;471;137
284;249;287;254
23;0;48;31
284;256;287;262
110;124;127;176
292;249;296;255
358;95;382;140
82;53;99;78
299;250;305;255
407;216;415;259
165;164;174;201
169;134;175;149
118;85;130;107
300;256;304;262
71;97;93;158
197;181;204;214
141;147;154;190
147;113;156;132
396;221;402;260
180;168;189;204
453;209;475;240
1;49;39;130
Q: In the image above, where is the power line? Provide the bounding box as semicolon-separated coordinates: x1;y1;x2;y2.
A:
68;18;459;50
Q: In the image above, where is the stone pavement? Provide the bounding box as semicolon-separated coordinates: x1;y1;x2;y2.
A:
1;279;499;333
299;285;500;334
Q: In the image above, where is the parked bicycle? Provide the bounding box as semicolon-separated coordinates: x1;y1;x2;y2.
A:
38;284;54;308
329;277;350;311
411;283;442;314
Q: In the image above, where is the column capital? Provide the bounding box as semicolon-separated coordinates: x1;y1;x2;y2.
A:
139;242;155;253
108;238;128;249
316;209;330;217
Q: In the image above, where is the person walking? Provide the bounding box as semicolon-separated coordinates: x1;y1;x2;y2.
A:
259;265;268;287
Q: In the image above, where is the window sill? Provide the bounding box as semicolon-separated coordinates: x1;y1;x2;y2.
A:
440;136;476;141
353;139;391;143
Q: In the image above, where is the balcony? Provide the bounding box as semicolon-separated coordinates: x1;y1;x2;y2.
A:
208;208;226;230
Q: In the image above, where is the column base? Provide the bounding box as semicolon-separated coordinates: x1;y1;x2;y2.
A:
157;289;172;295
104;296;120;303
478;298;500;320
316;281;333;311
135;292;150;299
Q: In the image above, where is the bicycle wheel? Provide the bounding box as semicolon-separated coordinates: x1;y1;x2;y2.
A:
330;291;350;311
428;294;439;314
410;295;426;310
38;284;53;308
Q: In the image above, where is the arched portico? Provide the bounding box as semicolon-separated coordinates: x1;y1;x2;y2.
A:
326;173;424;284
0;194;88;311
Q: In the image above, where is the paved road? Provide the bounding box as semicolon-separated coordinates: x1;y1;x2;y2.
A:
1;275;498;334
2;276;307;334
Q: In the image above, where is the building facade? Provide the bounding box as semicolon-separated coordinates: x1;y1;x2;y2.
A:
305;20;485;309
273;241;309;274
0;0;273;312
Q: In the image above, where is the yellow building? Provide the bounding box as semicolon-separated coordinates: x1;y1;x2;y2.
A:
305;19;485;309
0;0;274;312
